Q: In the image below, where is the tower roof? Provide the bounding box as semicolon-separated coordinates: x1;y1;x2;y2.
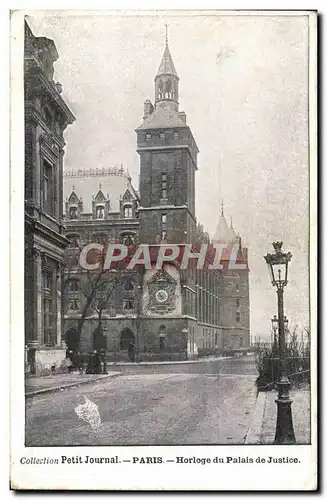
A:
213;212;231;243
229;217;237;241
156;43;178;79
136;104;186;130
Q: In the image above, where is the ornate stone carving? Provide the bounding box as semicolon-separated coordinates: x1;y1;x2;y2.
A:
40;132;60;156
147;268;177;315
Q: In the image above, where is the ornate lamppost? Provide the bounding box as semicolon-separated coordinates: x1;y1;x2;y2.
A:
135;285;142;363
271;315;278;354
101;327;108;374
264;241;295;444
284;316;289;348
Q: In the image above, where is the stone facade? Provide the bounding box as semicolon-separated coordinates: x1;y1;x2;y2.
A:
62;37;250;360
24;21;75;373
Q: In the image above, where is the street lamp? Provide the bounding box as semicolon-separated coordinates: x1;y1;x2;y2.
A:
271;315;278;354
284;316;289;347
182;328;189;360
101;327;108;374
135;285;142;363
264;241;295;444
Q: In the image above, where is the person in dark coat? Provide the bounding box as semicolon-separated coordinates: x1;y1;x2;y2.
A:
128;343;135;362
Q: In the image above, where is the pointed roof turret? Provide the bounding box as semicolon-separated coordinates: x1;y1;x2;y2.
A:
213;202;239;243
229;216;237;241
156;44;179;78
156;25;179;78
213;211;230;243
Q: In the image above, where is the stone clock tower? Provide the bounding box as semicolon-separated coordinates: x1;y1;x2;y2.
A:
135;34;199;358
136;36;199;245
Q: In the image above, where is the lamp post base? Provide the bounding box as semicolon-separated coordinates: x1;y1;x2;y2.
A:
274;376;296;444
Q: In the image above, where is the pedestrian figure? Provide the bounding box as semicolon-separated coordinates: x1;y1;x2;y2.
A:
86;350;97;374
67;350;74;373
128;343;135;362
94;350;102;374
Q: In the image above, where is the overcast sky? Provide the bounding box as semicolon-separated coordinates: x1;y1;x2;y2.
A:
27;12;310;340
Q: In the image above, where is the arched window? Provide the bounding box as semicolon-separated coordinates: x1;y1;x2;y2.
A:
123;281;134;291
96;205;105;219
66;234;80;248
123;234;135;246
165;79;172;98
159;325;166;351
69;206;77;220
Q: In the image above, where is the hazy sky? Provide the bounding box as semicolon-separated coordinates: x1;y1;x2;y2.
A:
27;12;310;340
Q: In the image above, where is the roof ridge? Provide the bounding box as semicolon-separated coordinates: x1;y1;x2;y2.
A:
64;167;128;179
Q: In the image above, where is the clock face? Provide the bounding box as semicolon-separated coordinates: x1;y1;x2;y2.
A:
155;289;169;303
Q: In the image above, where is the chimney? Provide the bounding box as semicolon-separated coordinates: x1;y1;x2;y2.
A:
143;100;154;121
178;111;187;124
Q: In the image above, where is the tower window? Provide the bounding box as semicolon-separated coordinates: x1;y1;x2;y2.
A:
160;132;165;139
124;205;133;218
236;311;241;323
161;173;167;199
236;298;240;308
173;131;179;139
161;230;167;241
145;133;151;141
96;206;104;219
161;213;167;224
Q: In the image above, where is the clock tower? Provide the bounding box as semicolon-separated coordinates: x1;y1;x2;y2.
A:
135;32;199;357
136;34;199;245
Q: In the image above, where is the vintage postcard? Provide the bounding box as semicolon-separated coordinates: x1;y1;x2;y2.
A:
10;9;317;491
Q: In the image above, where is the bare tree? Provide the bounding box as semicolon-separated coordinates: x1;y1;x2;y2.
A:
63;240;122;350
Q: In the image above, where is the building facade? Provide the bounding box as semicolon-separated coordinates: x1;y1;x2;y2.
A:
62;38;250;360
24;21;75;373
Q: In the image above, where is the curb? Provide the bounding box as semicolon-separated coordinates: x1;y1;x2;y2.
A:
25;372;122;398
107;356;236;366
245;391;267;444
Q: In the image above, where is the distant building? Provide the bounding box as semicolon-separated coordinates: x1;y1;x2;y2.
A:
212;205;250;349
62;36;250;359
24;21;75;373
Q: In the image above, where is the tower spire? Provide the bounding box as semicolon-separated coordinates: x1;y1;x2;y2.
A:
165;23;168;46
154;29;179;110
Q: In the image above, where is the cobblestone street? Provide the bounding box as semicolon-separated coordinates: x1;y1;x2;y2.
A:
25;356;258;446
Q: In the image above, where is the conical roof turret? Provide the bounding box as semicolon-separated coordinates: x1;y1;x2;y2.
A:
156;43;179;79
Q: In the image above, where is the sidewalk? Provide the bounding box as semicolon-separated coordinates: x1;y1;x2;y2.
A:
25;371;121;398
246;389;311;444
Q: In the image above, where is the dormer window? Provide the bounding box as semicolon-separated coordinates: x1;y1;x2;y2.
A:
124;205;133;218
96;206;104;219
69;206;77;220
145;133;152;141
